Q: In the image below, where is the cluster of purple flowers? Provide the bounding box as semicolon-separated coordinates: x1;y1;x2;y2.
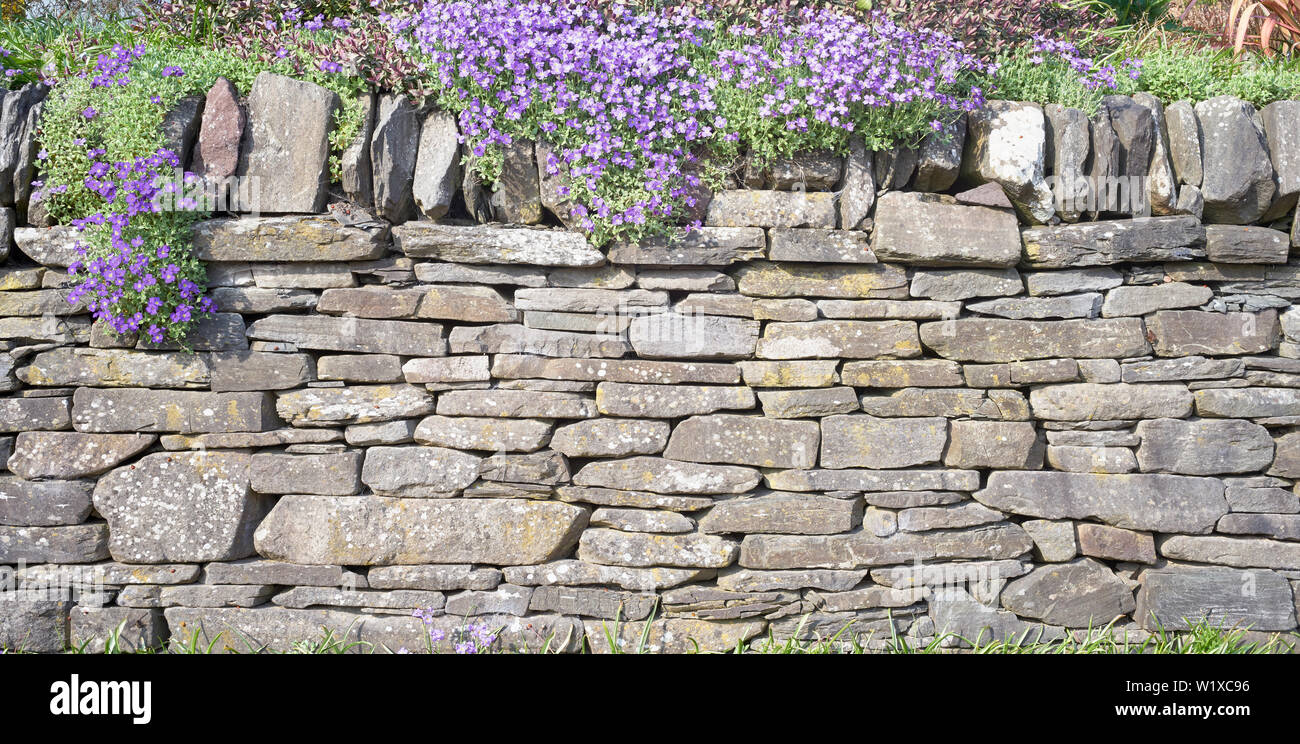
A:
411;608;500;654
58;49;214;345
1030;36;1142;91
397;1;991;241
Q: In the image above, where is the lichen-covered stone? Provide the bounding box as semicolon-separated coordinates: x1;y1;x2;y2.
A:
574;457;759;495
255;496;588;566
820;414;947;469
1135;418;1273;475
276;385;433;427
72;389;277;434
664;414;820;469
872;192;1020;267
920;319;1149;363
6;432;154;480
975;471;1226;533
394;223;604;267
238;73;339;213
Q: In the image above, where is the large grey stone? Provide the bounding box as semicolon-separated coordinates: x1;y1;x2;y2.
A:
238;73;339;213
736;261;908;299
436;389;596;419
276;385;433;427
699;492;861;536
94;452;270;563
577;528;738;569
944;421;1042;469
394;223;604;267
251;451;362;496
369;94;420;222
255;495;588;566
6;432;153;480
975;471;1227;533
1029;383;1192;421
492;355;740;385
1136;567;1296;631
1165;100;1202;187
607;228;765;266
739;524;1034;570
757;321;920;360
628;314;759;359
452;323;628;358
1195;96;1276;224
920;319;1149;362
1101;282;1213;317
1021;216;1205;268
551;419;670;458
871;192;1020;267
1147;310;1279;356
1158;535;1300;570
820;415;946;469
71;389;277;434
1262;100;1300;220
192;217;387;262
596;383;754;418
247;315;446;357
412;109;460;218
0;478;94;526
20;348;210;389
490;138;543;224
414;415;552;453
1135;419;1273;475
910;268;1023;301
664;415;820;469
573;457;759;495
1001;558;1135;628
962;100;1054;223
1204;225;1290;264
705;190;837;228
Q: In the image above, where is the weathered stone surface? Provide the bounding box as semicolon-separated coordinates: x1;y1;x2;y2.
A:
1021;216;1205;268
249;262;354;289
913;115;966;192
1077;523;1157;564
859;387;1028;420
394;223;604;267
767;228;873;264
920;319;1149;363
0;599;71;653
628;313;758;360
909;268;1022;301
1205;225;1290;264
550;418;670;458
316;354;402;384
596;382;753;418
944;421;1042;469
1134;93;1179;215
975;471;1227;533
412;109;460;218
1198;387;1300;417
255;496;587;565
897;502;1005;532
1159;534;1300;569
250;451;361;497
71;606;166;654
19;347;210;389
6;432;153;481
72;389;276;434
192;217;387;262
1196;96;1276;224
505;560;705;592
493;355;739;385
368;93;419;222
528;585;655;620
737;360;837;388
490;138;543;224
160;429;340;451
94;452;270;563
1101;282;1213;317
276;385;432;427
1165;100;1202;187
757;387;859;418
247;315;446;357
573;457;759;495
757;320;920;360
965;293;1102;320
962;100;1054;223
820;415;946;469
1262;101;1300;220
608;228;765;266
1226;485;1300;513
239;73;339;213
1045;104;1091;222
737;261;907;299
414;415;552;453
189;78;243;180
1029;383;1192;421
367;565;502;592
1023;519;1078;562
705;190;836;228
514;288;666;313
1147;310;1279;356
478;451;569;486
872;192;1021;267
0;522;109;563
693;492;859;536
578;528;738;569
14;225;80;268
211;352;314;393
739;524;1034;570
437;389;596;419
1047;446;1138;474
590;508;695;535
1136;567;1296;631
818;299;961;321
0;478;94;526
1135;418;1273;475
210;287;317;315
1026;268;1123;297
1001;558;1135;628
1216;513;1300;540
664;415;819;469
452;323;628;359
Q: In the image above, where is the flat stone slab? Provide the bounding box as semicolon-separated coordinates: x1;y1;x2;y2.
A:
393;224;604;267
254;495;589;566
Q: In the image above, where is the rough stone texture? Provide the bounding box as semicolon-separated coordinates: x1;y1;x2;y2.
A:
238;73;339;213
6;432;154;480
1147;310;1279;357
369;94;421;223
1136;567;1296;631
255;496;588;566
975;471;1227;533
412;110;460;218
962;100;1054;223
191;77;244;180
395;223;603;267
1000;559;1135;628
1021;217;1205;268
705;190;837;229
664;415;819;469
1135;418;1273;475
920;319;1150;363
820;415;947;469
93;453;271;563
193;217;388;263
1195;96;1276;224
871;192;1020;267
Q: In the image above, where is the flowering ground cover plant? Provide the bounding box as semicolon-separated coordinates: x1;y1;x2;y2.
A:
4;0;1300;343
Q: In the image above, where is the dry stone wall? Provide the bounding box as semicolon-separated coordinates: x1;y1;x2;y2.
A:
2;74;1300;652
